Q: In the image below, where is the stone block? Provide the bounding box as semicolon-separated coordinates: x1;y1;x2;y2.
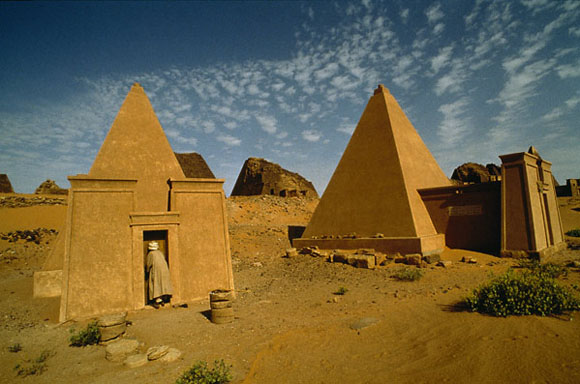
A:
436;260;452;268
423;254;441;264
98;312;127;327
347;254;376;269
405;254;422;266
285;248;298;258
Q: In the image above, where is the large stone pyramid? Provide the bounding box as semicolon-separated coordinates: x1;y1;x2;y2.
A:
294;85;450;255
90;83;185;211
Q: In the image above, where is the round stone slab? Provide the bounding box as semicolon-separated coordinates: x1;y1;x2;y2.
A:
147;345;170;361
159;348;182;363
105;339;139;362
125;353;148;368
98;312;127;327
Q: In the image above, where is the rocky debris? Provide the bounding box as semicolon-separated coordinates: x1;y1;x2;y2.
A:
125;354;148;368
147;345;170;361
461;257;478;264
98;312;128;343
451;162;501;184
423;254;441;264
0;228;58;244
0;195;67;208
405;254;422;266
231;157;318;198
285;248;298;258
105;339;140;362
174;152;216;178
159;348;182;363
0;174;14;193
437;260;452;268
34;179;68;195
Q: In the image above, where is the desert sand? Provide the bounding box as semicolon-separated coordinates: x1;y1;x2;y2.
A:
0;193;579;383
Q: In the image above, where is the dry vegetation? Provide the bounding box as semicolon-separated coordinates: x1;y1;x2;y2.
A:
1;193;580;383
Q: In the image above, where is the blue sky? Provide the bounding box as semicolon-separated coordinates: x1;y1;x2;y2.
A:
1;0;579;195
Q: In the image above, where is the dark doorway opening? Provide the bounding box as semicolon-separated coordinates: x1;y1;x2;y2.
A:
143;230;168;305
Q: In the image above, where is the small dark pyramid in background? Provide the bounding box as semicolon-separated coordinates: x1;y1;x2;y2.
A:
174;152;216;178
231;157;318;198
0;174;14;193
35;179;68;195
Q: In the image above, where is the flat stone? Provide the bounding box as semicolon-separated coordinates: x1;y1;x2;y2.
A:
98;312;127;327
347;254;375;269
436;260;452;268
285;248;298;258
350;317;379;331
124;353;148;368
105;339;140;362
159;348;182;363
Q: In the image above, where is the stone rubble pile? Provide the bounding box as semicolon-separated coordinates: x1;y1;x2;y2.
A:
0;228;58;244
0;196;67;208
291;246;446;270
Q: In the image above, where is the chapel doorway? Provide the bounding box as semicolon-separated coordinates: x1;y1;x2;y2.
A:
143;230;168;305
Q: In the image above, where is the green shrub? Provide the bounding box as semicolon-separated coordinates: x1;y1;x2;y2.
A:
392;267;423;281
334;286;348;295
465;269;580;317
176;360;232;384
517;259;567;278
69;321;101;347
565;229;580;237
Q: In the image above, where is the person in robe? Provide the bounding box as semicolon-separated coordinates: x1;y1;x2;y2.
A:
146;241;173;308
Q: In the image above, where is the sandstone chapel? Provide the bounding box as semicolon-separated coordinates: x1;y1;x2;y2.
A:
35;83;234;321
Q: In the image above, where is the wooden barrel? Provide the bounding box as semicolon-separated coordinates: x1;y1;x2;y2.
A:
209;290;234;324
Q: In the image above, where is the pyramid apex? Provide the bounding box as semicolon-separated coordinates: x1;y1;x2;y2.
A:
374;84;390;95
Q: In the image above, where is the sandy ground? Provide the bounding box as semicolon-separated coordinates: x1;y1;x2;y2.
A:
0;194;579;383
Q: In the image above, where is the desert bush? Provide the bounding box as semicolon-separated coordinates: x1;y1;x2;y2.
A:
517;259;567;278
176;360;232;384
465;269;580;317
334;286;348;295
13;350;52;377
8;343;22;353
69;321;100;347
565;229;580;237
392;267;423;281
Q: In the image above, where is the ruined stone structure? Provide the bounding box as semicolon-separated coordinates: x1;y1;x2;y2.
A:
451;162;502;184
175;152;215;179
556;179;580;197
294;85;450;255
0;174;14;193
294;85;564;259
231;157;318;198
35;179;68;195
34;83;234;321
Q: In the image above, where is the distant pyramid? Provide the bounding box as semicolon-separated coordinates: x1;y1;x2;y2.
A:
89;83;185;211
174;152;216;179
295;85;450;255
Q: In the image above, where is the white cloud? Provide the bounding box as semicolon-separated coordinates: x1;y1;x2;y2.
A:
556;61;580;78
255;115;277;134
431;45;454;74
224;121;238;130
216;133;241;146
426;3;444;24
202;120;216;134
437;98;470;146
400;8;409;23
301;130;322;142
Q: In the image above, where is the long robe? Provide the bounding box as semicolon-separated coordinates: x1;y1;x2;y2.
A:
146;249;173;301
